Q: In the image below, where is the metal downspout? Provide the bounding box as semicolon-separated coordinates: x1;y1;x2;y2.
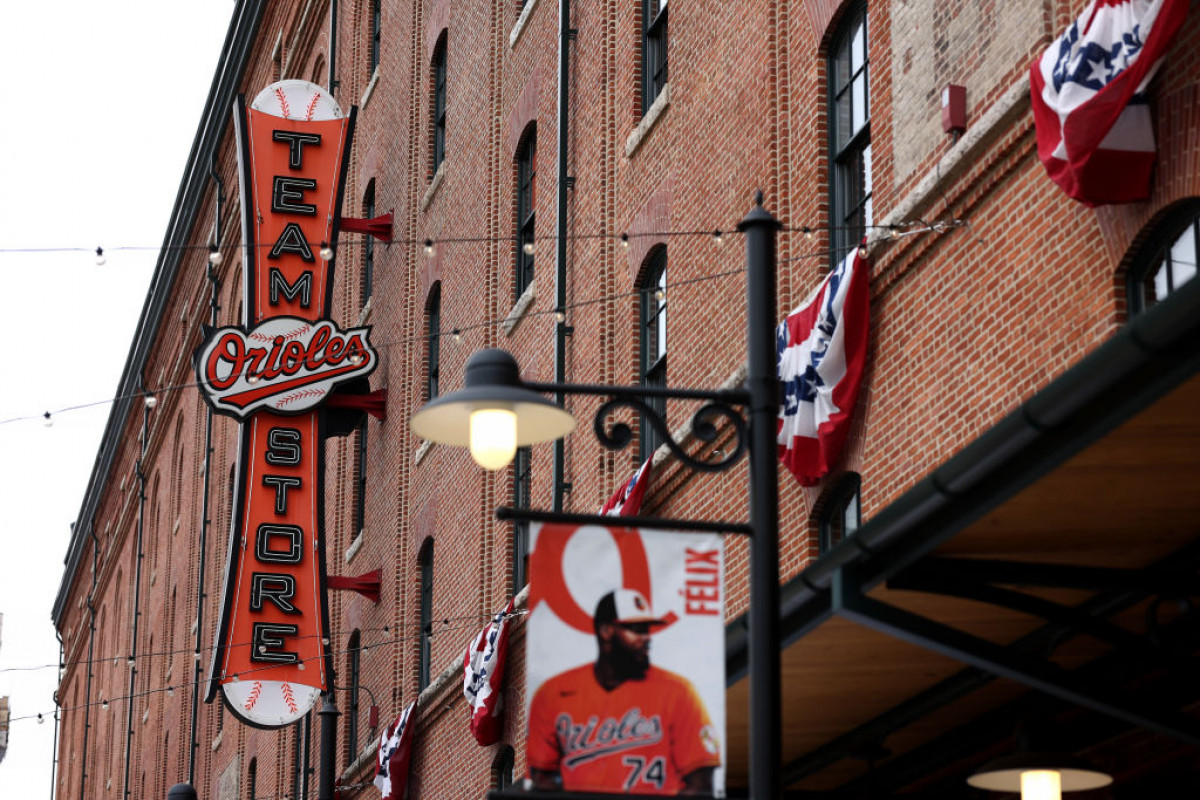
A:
553;0;573;511
50;631;63;800
122;403;150;800
328;0;338;96
80;526;99;794
188;158;224;785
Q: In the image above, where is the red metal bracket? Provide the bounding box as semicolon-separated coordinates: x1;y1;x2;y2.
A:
327;568;382;604
327;388;388;421
340;210;394;243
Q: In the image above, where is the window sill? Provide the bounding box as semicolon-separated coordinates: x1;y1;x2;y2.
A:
415;438;434;465
504;278;537;336
509;0;540;49
625;82;672;158
211;731;223;752
361;67;380;110
345;528;365;564
421;161;447;212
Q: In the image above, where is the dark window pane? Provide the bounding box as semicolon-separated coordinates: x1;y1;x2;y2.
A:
640;248;668;461
427;284;441;401
418;541;434;690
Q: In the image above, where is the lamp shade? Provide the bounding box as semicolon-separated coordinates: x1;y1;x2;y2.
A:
410;349;576;463
967;753;1112;793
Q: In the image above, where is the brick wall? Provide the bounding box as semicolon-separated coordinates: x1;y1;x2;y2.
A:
52;0;1200;798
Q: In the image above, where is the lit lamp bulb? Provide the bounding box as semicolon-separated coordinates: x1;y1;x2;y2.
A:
319;242;334;261
468;408;517;470
522;240;535;255
209;249;223;266
95;247;106;266
1021;770;1061;800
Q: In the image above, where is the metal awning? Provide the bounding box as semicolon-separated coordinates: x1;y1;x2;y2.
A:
724;275;1200;795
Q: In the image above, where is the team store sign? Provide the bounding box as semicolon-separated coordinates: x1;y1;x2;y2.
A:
195;80;370;728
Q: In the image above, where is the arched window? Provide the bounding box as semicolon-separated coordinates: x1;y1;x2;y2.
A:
247;757;258;800
1127;201;1200;315
346;630;362;759
817;472;861;554
417;538;434;691
426;283;441;401
828;1;870;267
642;0;669;113
368;0;382;75
493;745;516;789
354;419;368;536
512;447;532;592
515;126;537;300
363;180;376;304
430;33;448;176
639;246;668;461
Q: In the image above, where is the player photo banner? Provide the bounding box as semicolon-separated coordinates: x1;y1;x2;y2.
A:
199;80;366;728
526;523;726;796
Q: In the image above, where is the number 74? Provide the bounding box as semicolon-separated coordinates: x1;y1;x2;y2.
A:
622;756;666;790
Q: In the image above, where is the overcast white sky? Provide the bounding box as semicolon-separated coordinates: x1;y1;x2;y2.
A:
0;3;235;795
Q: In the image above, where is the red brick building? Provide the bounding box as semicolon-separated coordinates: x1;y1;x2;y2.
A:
52;0;1200;798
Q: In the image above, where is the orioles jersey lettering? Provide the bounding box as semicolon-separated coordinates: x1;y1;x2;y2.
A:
528;664;720;794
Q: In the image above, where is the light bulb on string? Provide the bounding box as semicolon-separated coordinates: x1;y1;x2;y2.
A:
193;651;202;662
858;244;869;259
101;699;109;710
144;393;157;410
803;226;814;240
654;287;666;302
619;233;629;249
42;412;53;428
349;352;363;365
423;239;435;257
167;687;174;697
451;328;462;343
95;247;106;266
37;713;45;725
209;249;223;266
522;239;535;255
319;242;334;261
127;656;135;667
247;372;261;385
713;230;724;244
554;309;566;323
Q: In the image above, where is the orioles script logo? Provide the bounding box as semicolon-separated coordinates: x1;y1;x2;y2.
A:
556;708;663;768
197;316;376;418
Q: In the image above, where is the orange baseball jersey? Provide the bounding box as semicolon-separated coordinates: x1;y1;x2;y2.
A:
527;663;721;794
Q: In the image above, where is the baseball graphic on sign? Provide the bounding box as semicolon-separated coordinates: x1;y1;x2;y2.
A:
251;79;343;122
526;524;726;796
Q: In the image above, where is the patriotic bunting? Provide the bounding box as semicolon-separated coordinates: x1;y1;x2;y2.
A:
1030;0;1189;206
777;248;870;486
463;599;516;746
374;702;417;800
600;458;652;517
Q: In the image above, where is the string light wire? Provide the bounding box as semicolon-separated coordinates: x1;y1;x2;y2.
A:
0;219;962;430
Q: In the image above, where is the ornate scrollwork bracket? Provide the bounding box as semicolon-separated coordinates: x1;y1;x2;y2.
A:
526;382;751;475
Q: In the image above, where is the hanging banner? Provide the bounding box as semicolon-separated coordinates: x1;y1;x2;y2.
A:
1030;0;1189;206
526;523;725;796
197;80;368;728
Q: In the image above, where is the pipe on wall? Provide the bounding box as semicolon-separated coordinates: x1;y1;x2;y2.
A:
552;0;573;512
122;402;150;800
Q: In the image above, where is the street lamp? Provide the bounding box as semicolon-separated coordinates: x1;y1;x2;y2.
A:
410;349;576;470
410;197;783;800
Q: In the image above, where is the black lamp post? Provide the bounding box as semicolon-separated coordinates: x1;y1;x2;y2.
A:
412;197;783;800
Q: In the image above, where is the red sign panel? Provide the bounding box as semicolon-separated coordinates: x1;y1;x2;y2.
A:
197;80;365;727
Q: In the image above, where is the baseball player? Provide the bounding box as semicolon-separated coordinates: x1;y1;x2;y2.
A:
527;589;721;795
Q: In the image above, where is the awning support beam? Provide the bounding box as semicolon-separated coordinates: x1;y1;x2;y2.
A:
831;565;1200;748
